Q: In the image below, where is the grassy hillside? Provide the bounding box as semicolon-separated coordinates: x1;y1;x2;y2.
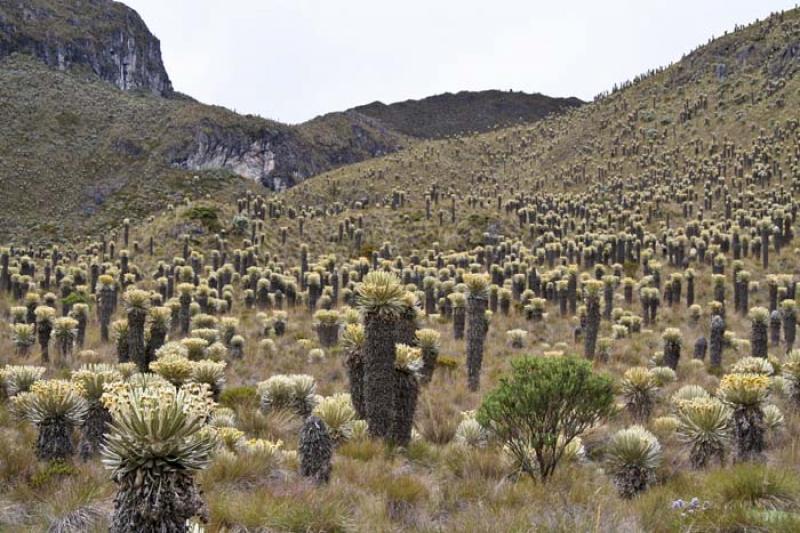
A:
352;89;583;139
0;53;411;243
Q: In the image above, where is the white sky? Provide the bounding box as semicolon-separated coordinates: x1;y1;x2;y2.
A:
124;0;796;124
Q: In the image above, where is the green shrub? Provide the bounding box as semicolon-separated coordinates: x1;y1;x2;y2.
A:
219;385;258;409
477;355;614;481
185;206;221;232
30;460;78;488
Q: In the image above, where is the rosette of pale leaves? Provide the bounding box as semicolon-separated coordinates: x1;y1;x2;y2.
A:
731;357;774;376
782;350;800;388
671;384;711;409
718;373;770;407
101;384;216;477
356;271;406;317
313;393;357;443
463;273;490;298
11;323;35;351
675;398;730;450
258;374;317;415
605;426;662;473
649;366;677;387
235;438;284;462
454;413;489;448
71;364;123;401
214;426;245;450
621;367;658;398
313;310;340;326
3;365;46;395
13;379;88;425
416;328;441;350
191;360;227;390
181;337;210;360
763;404;784;434
341;323;365;351
123;288;151;312
208;407;237;428
190;328;219;344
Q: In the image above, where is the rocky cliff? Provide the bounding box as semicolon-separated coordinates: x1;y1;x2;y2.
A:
0;0;172;95
169;111;405;190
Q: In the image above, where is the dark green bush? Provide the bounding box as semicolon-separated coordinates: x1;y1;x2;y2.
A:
219;385;258;409
477;355;614;481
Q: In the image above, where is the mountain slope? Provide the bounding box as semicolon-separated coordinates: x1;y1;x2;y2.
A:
253;7;800;256
0;0;584;241
0;53;408;241
353;90;583;139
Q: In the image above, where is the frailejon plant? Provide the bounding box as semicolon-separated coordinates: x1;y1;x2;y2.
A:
749;307;769;358
415;328;441;384
13;379;88;461
101;382;216;532
71;364;123;459
718;373;769;462
299;415;333;485
583;280;603;359
605;426;662;499
464;273;490;391
341;323;366;419
390;343;423;446
356;271;405;439
123;289;151;373
675;397;730;469
621;367;657;423
35;305;56;363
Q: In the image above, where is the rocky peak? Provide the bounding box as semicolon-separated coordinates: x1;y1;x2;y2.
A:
0;0;172;96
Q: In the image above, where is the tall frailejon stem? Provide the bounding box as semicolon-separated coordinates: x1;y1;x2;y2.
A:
583;280;603;360
124;289;151;373
465;274;490;391
357;271;405;439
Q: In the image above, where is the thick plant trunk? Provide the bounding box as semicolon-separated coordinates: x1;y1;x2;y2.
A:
390;370;419;446
344;349;366;420
36;418;74;461
110;470;206;533
128;309;148;373
363;313;398;438
452;307;465;340
613;465;653;499
584;298;600;360
732;406;765;463
79;402;112;459
299;415;333;485
466;295;488;391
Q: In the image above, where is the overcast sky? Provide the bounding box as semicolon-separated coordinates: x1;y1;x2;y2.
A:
125;0;795;124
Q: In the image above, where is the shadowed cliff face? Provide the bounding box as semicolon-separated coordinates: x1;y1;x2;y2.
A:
0;0;172;96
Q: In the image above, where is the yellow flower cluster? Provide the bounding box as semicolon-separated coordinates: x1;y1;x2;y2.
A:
215;426;245;450
395;343;423;372
718;373;770;406
150;354;194;385
31;378;86;399
236;438;284;459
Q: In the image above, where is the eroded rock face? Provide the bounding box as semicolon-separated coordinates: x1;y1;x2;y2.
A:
0;0;172;96
169;114;407;191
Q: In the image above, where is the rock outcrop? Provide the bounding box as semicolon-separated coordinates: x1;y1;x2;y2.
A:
0;0;172;96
